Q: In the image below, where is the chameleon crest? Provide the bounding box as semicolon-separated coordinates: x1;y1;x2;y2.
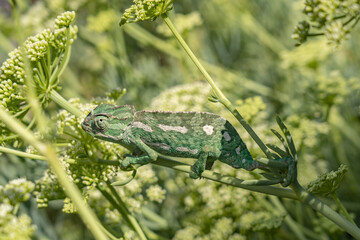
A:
82;104;261;178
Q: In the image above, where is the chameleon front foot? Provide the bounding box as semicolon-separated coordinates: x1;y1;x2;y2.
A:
120;158;134;171
120;155;156;171
189;151;209;179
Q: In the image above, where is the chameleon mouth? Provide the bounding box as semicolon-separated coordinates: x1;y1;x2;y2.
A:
81;121;92;134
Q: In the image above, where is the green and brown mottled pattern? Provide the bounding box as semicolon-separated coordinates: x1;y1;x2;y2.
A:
82;104;260;178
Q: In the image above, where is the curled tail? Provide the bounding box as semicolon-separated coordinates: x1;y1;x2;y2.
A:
219;121;261;171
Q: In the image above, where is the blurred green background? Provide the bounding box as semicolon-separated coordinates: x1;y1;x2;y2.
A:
0;0;359;239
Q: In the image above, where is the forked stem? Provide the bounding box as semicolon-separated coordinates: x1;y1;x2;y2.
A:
290;180;360;239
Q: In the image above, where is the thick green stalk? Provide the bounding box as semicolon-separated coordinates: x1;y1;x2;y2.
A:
291;180;360;239
141;207;169;229
155;157;297;199
123;24;280;100
0;145;297;199
0;146;47;160
161;13;274;160
48;27;72;89
12;3;47;134
106;182;148;240
50;89;83;117
269;196;308;240
331;193;357;226
98;185;147;240
97;223;121;240
0;108;108;240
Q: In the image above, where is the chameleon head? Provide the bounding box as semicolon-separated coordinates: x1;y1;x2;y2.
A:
81;104;135;142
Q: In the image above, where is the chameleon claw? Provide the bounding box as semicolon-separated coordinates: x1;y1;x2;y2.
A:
120;158;133;171
189;171;201;179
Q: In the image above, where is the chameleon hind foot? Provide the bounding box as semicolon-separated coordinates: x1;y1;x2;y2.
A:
189;149;210;179
281;157;296;187
189;171;201;179
120;158;134;171
268;156;296;187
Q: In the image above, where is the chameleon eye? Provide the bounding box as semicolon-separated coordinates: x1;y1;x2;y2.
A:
94;116;108;131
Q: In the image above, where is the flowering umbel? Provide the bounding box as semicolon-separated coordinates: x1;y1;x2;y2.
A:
0;11;77;144
119;0;174;26
293;0;360;45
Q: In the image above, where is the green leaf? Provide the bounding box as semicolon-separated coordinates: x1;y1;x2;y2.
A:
266;143;287;158
270;129;290;156
276;115;297;161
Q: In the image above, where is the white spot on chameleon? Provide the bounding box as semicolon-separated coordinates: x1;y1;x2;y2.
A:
160;144;171;150
142;140;171;150
202;125;214;135
236;147;241;155
132;122;153;132
242;158;246;164
176;146;198;155
223;132;231;141
158;124;188;134
151;142;171;150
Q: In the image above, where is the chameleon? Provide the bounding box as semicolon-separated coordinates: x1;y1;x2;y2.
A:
81;104;264;179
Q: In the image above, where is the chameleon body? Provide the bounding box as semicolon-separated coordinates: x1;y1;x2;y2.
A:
81;104;261;178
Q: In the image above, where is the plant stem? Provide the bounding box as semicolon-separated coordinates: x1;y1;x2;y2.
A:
331;192;357;226
0;146;47;161
161;13;273;160
0;107;108;240
141;207;169;229
98;184;147;240
12;3;47;135
291;180;360;239
122;24;282;100
49;89;83;117
0;145;297;199
48;28;71;89
269;196;308;240
97;223;121;240
106;182;147;240
155;157;297;199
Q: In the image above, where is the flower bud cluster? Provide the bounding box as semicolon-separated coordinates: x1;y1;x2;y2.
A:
0;11;78;144
0;207;36;240
306;164;348;196
119;0;174;25
291;21;310;44
293;0;360;45
55;11;76;28
324;20;350;45
0;178;35;206
0;48;26;114
24;30;54;61
0;11;77;113
0;179;36;239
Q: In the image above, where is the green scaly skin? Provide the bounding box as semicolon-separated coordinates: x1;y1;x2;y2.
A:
82;104;291;182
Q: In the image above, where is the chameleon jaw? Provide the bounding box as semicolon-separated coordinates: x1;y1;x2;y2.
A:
81;120;94;136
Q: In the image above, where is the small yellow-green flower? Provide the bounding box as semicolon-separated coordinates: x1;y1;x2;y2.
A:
119;0;174;26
